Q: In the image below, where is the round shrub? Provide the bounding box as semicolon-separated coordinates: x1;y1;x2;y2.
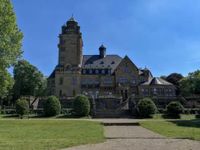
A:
16;99;29;118
166;101;184;118
44;96;61;117
137;98;157;118
73;95;90;117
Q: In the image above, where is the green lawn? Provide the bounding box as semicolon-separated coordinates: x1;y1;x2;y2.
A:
0;120;104;150
140;119;200;140
152;114;196;120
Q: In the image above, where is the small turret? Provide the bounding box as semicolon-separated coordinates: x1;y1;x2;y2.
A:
99;44;106;58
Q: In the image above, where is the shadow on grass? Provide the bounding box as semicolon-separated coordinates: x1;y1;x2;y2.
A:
170;119;200;128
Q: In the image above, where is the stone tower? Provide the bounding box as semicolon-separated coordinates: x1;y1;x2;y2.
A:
58;16;83;67
54;17;83;97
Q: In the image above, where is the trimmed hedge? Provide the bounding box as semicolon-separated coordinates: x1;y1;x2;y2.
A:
44;96;61;117
73;95;90;117
166;101;184;118
137;98;157;118
16;99;29;118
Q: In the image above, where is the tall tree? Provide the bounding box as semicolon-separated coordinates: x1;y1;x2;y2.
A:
13;60;47;100
179;70;200;96
166;73;183;95
0;69;13;100
0;0;23;69
0;0;23;100
166;73;183;86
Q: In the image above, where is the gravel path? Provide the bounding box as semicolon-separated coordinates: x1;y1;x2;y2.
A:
63;124;200;150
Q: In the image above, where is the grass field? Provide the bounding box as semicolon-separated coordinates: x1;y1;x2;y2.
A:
140;119;200;140
0;120;104;150
152;114;196;120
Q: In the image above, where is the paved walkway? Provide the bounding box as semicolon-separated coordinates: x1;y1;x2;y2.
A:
64;120;200;150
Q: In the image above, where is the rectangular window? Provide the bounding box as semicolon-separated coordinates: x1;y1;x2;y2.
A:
89;69;93;74
108;69;111;74
101;69;105;74
124;67;130;73
95;69;99;74
72;77;77;85
59;90;62;96
118;77;128;83
103;78;113;85
82;69;86;74
59;77;63;85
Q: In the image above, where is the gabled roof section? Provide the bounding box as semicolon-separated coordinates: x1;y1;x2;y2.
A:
48;69;55;78
141;77;173;86
123;55;139;70
113;55;139;73
82;55;122;73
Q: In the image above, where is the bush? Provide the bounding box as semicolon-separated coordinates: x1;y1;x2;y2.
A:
166;101;184;118
44;96;61;117
137;98;157;118
73;95;90;117
16;99;29;118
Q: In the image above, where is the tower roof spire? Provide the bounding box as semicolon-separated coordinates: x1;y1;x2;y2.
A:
68;14;75;21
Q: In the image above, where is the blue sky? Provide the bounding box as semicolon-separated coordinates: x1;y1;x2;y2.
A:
11;0;200;77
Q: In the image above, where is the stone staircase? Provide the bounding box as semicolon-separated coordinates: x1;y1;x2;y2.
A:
94;109;130;118
93;98;130;118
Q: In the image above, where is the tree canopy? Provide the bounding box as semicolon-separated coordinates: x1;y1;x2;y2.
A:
0;69;13;99
179;70;200;96
13;60;47;99
166;73;183;95
0;0;23;100
166;73;183;86
0;0;23;69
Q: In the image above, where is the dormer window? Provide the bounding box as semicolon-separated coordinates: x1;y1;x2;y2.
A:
95;70;99;74
111;61;115;64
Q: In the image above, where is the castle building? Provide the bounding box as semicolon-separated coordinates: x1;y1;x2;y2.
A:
48;17;176;100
